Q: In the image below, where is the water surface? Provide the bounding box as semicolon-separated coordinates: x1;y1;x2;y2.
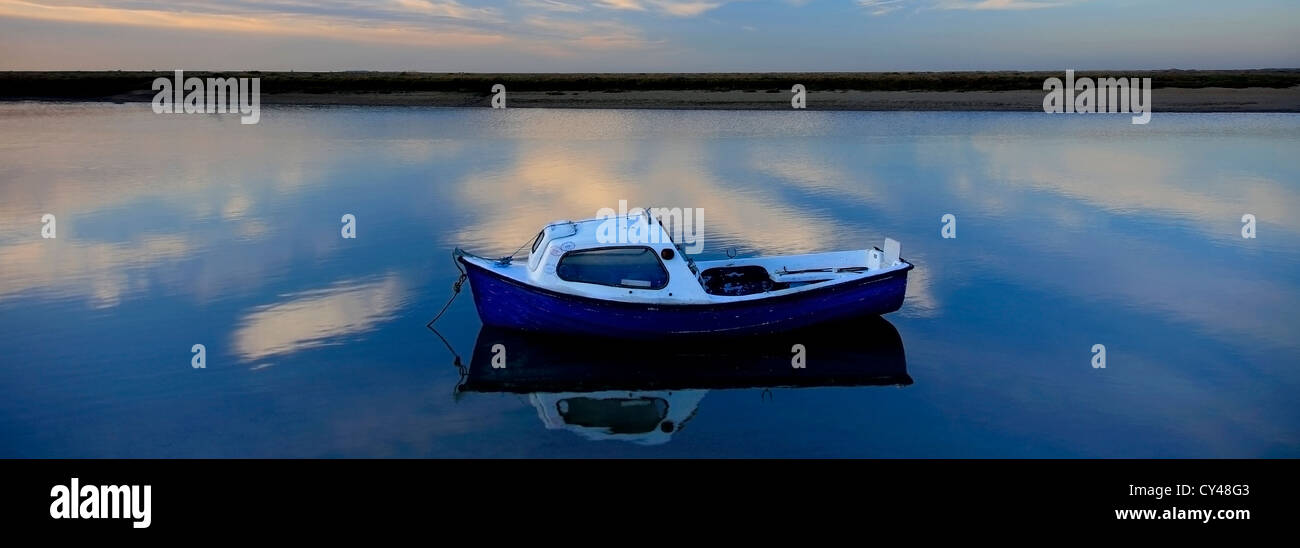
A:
1;104;1297;457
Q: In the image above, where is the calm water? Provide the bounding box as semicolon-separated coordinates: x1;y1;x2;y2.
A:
1;104;1297;457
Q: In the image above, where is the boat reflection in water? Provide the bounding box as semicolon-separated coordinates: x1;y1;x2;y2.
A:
454;316;910;445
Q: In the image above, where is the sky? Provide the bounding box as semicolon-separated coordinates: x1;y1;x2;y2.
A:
0;0;1297;71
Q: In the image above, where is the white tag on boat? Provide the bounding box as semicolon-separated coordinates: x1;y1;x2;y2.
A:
883;238;901;266
621;279;652;288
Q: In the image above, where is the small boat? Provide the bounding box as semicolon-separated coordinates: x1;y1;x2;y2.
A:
455;211;913;338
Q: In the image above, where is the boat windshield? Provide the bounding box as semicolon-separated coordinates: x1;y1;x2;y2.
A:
556;247;670;289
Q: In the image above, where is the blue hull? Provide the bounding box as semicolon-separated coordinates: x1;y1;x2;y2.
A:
460;257;912;338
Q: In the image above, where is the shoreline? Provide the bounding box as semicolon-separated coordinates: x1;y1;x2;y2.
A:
262;88;1300;112
5;88;1297;112
3;71;1298;112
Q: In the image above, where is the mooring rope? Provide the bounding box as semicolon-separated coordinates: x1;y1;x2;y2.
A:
424;250;469;394
493;233;536;266
425;234;531;394
426;251;467;328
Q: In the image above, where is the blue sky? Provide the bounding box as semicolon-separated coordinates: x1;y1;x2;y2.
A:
0;0;1296;71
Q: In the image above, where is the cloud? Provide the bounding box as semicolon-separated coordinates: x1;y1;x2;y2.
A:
0;236;191;308
516;0;587;12
594;0;648;11
232;274;406;362
389;0;501;19
0;0;685;62
651;1;724;16
451;113;843;258
593;0;727;17
0;0;508;47
940;0;1070;9
859;0;1074;15
857;0;907;16
525;16;657;50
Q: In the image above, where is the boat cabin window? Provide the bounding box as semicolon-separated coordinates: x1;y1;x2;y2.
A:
530;231;544;253
556;247;669;290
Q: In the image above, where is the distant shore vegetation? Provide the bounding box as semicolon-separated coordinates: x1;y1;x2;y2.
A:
3;70;1298;100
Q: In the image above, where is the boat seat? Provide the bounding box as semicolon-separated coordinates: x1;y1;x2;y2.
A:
700;265;775;296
